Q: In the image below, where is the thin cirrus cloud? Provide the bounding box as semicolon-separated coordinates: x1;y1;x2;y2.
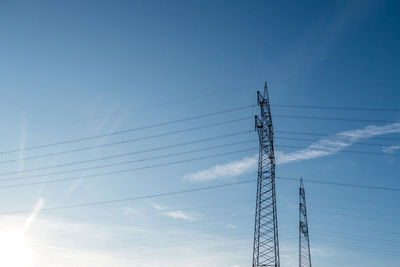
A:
184;122;400;182
163;210;196;221
183;156;258;182
151;203;197;221
382;145;400;154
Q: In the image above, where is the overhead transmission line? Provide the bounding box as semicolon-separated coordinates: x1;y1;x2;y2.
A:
0;105;254;155
272;104;400;112
97;195;399;229
19;204;398;254
46;207;400;246
1;174;400;213
0;140;257;181
311;237;400;257
0;132;396;182
96;227;400;254
277;130;400;141
0;130;252;165
1;109;398;157
277;144;400;157
66;200;257;237
0;179;256;215
102;225;400;252
104;232;253;252
276;136;395;147
0;137;396;186
310;209;400;223
269;80;400;86
308;220;400;236
0;145;398;190
1;126;397;167
0;83;261;136
309;203;400;217
274;114;396;124
307;193;400;206
277;176;400;192
44;197;399;241
4;79;397;135
0;148;257;189
310;228;400;245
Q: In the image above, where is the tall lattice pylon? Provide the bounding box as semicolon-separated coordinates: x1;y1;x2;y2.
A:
252;82;280;267
299;178;312;267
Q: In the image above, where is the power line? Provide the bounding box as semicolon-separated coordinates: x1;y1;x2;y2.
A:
104;232;253;251
310;209;400;223
0;115;250;167
1;131;395;177
0;148;257;190
274;114;395;124
310;228;400;245
308;220;400;236
0;149;397;191
0;113;397;158
100;226;400;253
309;202;400;217
277;144;400;157
311;237;400;257
0;179;255;215
269;80;400;86
60;197;398;240
0;140;256;181
307;193;400;206
277;176;400;192
0;83;260;136
2;111;398;157
277;130;400;141
0;138;396;183
0;106;254;155
78;194;291;228
58;202;257;238
272;104;400;112
276;136;394;148
0;130;252;165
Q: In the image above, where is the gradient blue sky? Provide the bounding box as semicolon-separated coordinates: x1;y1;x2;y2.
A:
0;0;400;266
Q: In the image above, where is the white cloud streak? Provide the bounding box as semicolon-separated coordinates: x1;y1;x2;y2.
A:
382;145;400;154
184;156;257;182
277;122;400;164
184;122;400;182
163;210;196;221
151;203;166;211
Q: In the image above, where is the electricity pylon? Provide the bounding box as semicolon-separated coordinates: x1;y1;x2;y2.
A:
299;178;312;267
252;82;280;267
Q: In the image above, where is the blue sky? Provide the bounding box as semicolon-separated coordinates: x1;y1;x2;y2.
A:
0;0;399;266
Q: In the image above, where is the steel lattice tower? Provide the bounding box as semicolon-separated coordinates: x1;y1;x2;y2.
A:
299;178;312;267
252;82;280;267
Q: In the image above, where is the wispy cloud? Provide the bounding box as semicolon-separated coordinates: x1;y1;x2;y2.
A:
151;203;198;221
151;203;167;211
382;145;400;154
226;224;238;230
277;122;400;164
184;122;400;182
163;211;196;221
184;156;257;182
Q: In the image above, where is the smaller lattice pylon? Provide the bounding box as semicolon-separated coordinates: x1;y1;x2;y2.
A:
299;178;312;267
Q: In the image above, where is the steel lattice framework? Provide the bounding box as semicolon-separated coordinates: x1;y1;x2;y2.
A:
299;178;312;267
252;83;280;267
